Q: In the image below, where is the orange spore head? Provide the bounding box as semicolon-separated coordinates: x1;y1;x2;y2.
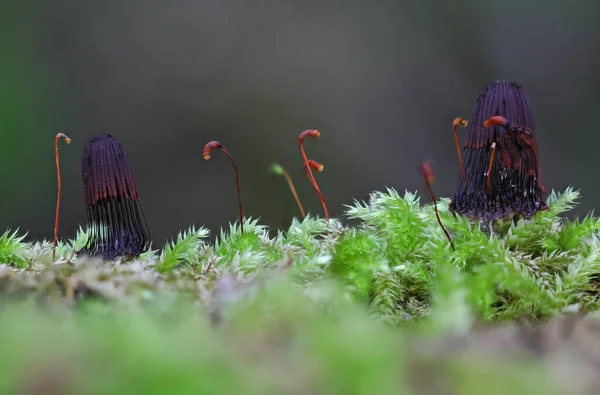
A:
307;159;324;172
484;115;509;129
203;141;223;160
453;117;468;128
421;161;436;184
299;129;320;142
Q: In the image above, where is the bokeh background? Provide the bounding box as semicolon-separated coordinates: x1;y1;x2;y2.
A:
1;1;598;245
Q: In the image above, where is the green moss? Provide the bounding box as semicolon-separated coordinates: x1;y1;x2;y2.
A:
330;230;384;300
3;187;600;393
156;226;209;274
2;187;600;324
0;229;29;268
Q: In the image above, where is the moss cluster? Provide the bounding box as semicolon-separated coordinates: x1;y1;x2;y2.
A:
3;187;599;325
3;187;600;393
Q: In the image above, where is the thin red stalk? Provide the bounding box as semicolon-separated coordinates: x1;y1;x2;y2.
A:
276;166;306;219
271;162;306;219
486;142;497;195
298;130;329;221
483;116;509;196
421;161;455;251
204;141;244;233
53;133;72;260
452;117;468;181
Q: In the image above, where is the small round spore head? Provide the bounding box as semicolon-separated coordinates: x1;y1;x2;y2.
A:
270;163;285;175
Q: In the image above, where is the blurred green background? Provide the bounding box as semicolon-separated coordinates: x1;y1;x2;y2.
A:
1;1;599;245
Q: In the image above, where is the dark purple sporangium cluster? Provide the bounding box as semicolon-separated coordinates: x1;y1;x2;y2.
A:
449;81;547;221
79;134;151;260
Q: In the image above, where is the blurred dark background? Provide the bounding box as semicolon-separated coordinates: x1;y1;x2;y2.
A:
1;1;599;245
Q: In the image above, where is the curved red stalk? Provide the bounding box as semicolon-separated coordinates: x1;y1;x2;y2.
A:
204;141;244;233
298;130;329;221
53;133;72;260
421;161;455;251
452;117;468;181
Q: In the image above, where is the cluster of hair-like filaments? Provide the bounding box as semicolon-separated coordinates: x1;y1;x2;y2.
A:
450;81;546;220
80;134;150;260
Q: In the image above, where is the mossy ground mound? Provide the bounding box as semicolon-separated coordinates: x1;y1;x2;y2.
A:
2;188;600;394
